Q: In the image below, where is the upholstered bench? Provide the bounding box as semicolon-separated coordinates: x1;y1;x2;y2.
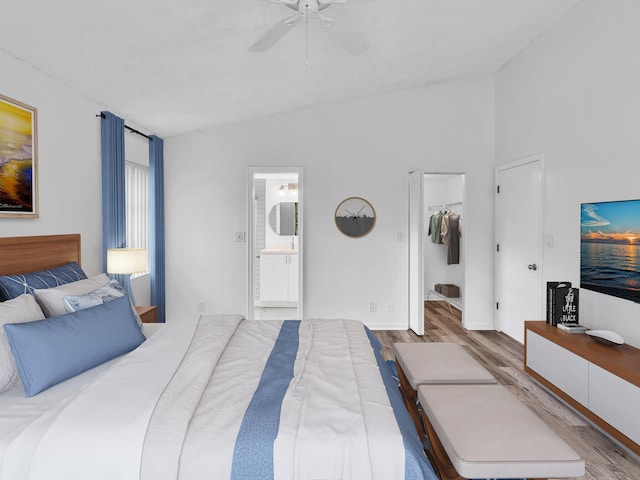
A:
417;384;585;480
392;342;496;440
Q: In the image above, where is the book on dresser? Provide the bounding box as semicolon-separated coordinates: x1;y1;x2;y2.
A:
546;281;571;325
557;323;587;333
547;283;579;326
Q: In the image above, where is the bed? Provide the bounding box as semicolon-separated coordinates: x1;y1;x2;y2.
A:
0;234;437;480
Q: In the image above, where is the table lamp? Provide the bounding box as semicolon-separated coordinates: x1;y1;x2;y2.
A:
106;248;147;304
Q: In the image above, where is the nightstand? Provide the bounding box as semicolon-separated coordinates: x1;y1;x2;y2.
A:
135;305;157;323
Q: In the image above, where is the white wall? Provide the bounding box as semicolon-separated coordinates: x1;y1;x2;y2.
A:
165;76;496;330
0;49;104;277
495;0;640;347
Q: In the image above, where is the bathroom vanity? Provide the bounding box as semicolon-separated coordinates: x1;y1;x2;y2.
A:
259;249;299;306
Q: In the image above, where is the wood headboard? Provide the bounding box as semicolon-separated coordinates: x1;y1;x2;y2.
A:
0;234;81;276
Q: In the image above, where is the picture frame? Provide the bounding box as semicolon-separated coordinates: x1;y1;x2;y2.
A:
0;94;38;218
335;196;376;238
580;199;640;303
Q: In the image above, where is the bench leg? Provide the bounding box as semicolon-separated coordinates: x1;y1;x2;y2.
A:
420;407;463;480
395;362;425;443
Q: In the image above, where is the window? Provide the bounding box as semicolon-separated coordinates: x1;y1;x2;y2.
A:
126;161;149;276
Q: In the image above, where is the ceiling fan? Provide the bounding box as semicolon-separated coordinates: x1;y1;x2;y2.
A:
250;0;367;58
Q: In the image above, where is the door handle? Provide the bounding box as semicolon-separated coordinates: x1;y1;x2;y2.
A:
528;264;538;271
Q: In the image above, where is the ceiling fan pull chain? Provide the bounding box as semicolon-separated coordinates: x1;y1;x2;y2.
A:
305;2;309;66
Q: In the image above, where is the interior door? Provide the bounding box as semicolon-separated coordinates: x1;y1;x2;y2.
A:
408;170;424;335
495;155;543;343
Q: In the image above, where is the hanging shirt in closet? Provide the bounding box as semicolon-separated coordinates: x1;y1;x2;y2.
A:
428;211;444;244
441;212;451;245
446;213;461;265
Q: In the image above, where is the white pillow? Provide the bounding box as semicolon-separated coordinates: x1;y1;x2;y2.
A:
0;294;46;393
34;274;110;317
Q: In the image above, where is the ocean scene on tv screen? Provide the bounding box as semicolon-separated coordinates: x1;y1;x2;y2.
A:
581;200;640;303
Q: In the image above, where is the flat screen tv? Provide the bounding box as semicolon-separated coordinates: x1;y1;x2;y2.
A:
581;199;640;303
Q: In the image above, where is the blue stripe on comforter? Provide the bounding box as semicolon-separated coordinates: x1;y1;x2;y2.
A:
364;327;438;480
231;320;300;480
231;321;436;480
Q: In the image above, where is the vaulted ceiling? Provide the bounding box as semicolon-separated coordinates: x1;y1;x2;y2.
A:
1;0;580;137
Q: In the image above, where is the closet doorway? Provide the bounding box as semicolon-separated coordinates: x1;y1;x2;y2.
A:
248;167;303;321
409;172;465;334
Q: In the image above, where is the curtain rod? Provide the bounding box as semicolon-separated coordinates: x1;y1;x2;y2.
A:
96;113;152;140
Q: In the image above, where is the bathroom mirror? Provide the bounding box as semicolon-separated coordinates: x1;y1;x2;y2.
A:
269;202;298;235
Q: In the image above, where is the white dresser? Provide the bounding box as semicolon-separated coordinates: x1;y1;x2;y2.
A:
524;321;640;455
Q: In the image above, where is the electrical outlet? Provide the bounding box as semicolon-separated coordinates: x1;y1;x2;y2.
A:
369;301;377;312
385;302;393;312
234;232;246;242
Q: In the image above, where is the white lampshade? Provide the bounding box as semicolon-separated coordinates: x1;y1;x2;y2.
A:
106;248;148;274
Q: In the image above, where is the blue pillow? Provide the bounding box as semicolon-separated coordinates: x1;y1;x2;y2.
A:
0;262;87;301
3;295;145;397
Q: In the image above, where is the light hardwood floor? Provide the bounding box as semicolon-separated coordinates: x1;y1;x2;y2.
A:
373;300;640;480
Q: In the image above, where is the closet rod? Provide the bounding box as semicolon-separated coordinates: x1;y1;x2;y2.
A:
428;201;463;211
96;113;152;140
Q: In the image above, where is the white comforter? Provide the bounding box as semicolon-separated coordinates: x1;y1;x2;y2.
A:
0;316;422;480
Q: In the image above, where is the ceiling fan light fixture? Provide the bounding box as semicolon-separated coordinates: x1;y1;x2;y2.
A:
249;0;367;60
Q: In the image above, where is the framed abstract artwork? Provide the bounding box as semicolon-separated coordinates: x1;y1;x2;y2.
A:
0;94;38;218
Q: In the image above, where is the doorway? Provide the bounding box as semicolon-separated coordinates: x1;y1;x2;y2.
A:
495;155;543;343
248;167;303;321
409;171;466;335
423;174;465;311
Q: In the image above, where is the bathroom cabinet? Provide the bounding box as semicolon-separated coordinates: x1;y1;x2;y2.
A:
260;253;298;306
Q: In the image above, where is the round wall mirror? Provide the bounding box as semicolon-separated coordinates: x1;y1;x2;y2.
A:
269;202;298;235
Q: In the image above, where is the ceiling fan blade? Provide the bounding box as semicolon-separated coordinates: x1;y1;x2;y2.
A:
324;17;367;55
272;0;300;12
249;14;301;52
318;0;346;8
315;11;335;28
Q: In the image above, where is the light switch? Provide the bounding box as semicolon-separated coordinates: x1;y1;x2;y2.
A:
545;235;553;247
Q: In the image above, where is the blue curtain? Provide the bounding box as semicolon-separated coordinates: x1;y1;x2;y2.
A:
100;111;130;295
149;135;166;323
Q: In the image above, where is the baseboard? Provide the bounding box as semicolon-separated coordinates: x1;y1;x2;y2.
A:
462;321;496;330
368;323;411;331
